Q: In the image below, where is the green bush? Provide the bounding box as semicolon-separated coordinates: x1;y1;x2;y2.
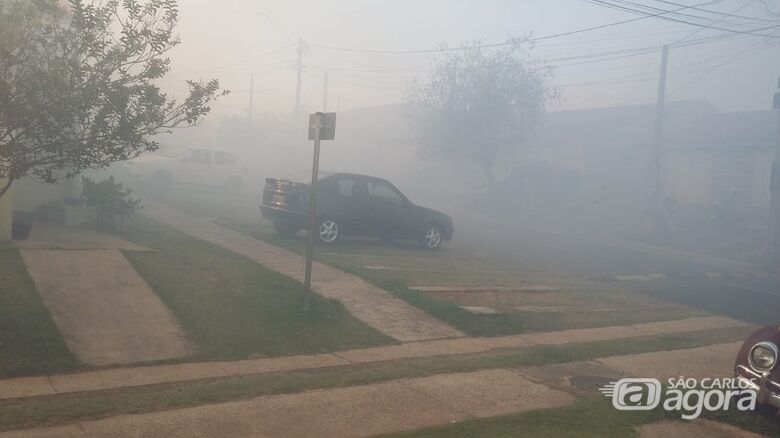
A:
81;176;141;230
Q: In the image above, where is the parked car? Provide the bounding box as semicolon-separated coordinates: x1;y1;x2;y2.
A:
734;324;780;414
121;146;246;192
260;172;454;249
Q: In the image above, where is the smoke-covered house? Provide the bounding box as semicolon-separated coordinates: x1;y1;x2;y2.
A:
664;110;776;209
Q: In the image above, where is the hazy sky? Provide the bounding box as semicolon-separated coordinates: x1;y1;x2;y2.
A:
160;0;780;118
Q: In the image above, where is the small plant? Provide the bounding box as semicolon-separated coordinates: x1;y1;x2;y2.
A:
81;177;141;231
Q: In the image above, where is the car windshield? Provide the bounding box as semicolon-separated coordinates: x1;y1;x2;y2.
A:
156;145;188;158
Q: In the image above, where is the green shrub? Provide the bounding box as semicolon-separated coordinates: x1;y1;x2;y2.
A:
81;176;141;230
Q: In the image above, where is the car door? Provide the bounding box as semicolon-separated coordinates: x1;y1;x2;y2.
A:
214;151;240;183
177;149;214;185
325;177;373;237
365;179;413;239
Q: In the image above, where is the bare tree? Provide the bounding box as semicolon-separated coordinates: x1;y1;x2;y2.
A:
0;0;228;199
408;37;555;188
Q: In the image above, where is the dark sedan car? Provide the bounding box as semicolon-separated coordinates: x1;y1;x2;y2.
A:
734;324;780;414
260;172;453;249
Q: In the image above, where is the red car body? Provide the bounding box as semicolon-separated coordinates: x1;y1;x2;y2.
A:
734;324;780;410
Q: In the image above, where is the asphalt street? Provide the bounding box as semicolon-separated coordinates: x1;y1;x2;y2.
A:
455;215;779;326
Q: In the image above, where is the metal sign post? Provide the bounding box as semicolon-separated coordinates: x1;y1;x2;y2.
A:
302;112;336;311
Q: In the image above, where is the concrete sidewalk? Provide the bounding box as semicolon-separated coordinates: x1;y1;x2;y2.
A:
2;341;760;438
19;249;190;366
141;201;463;342
0;315;745;400
0;369;575;438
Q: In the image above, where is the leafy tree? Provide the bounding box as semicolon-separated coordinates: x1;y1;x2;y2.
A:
408;37;556;188
0;0;228;199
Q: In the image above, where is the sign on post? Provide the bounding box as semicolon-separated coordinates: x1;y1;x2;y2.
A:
302;112;336;311
309;112;337;140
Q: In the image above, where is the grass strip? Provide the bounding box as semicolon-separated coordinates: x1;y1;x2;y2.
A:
121;216;395;362
0;326;752;432
0;249;78;378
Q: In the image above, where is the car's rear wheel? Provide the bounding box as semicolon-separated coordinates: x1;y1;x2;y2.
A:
274;222;298;237
420;224;442;250
317;218;340;244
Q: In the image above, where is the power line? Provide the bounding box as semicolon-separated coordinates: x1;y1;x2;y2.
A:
585;0;780;37
670;0;757;45
650;0;778;22
181;44;296;75
307;1;726;55
671;35;778;92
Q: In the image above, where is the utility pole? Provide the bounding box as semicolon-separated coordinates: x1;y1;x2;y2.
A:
294;39;305;123
651;45;670;231
248;73;254;123
769;76;780;270
247;73;256;148
322;72;329;112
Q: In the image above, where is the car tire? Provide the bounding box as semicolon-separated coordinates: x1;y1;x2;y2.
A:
223;177;243;193
273;222;298;237
150;170;172;187
419;224;443;250
317;217;340;245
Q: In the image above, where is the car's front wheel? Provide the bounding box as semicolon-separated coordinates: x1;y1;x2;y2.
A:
420;224;443;250
317;217;340;244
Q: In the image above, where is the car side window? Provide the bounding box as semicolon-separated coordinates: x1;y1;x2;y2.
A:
182;150;211;164
214;151;235;165
334;178;368;198
196;150;212;164
367;181;404;206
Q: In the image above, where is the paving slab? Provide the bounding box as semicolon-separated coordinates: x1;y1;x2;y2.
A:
20;249;190;366
409;285;559;292
638;419;766;438
0;425;84;438
48;353;350;395
141;201;463;342
597;342;743;380
0;315;746;400
16;222;150;251
0;376;57;399
0;369;573;438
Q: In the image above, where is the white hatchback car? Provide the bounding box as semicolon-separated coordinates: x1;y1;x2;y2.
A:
122;147;247;192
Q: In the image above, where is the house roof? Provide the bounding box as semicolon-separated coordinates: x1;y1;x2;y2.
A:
534;99;720;149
